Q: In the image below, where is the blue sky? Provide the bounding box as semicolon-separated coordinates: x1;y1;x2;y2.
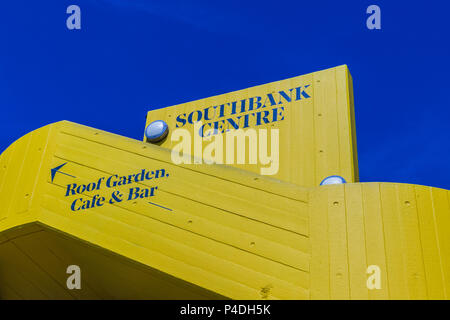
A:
1;1;449;189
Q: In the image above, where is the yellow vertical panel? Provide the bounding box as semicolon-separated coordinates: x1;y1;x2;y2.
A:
0;264;47;299
414;186;446;299
344;183;369;299
39;201;308;300
361;183;389;299
0;147;13;221
145;65;357;187
10;235;78;299
297;74;315;186
347;71;359;181
309;187;329;299
11;137;34;215
12;230;100;299
327;185;350;299
266;77;289;182
0;225;224;300
396;184;428;299
379;183;409;299
12;127;50;215
313;68;340;183
281;77;298;183
0;241;55;299
430;188;450;295
0;134;31;219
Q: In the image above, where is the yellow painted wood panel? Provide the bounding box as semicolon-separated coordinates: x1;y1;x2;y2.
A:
327;185;350;299
414;186;447;298
52;131;309;236
145;65;358;187
1;121;311;299
0;239;68;299
396;184;428;299
361;184;389;299
1;120;450;300
0;224;225;300
430;188;450;296
344;184;368;299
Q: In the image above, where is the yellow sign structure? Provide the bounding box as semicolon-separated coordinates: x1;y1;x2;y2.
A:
145;65;358;187
0;66;449;300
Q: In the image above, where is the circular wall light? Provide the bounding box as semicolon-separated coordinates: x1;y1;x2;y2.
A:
320;175;347;186
145;120;169;143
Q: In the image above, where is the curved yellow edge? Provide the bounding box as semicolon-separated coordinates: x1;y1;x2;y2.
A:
0;121;449;299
